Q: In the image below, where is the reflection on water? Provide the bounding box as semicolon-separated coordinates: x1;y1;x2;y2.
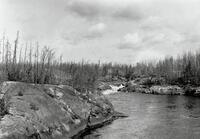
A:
83;93;200;139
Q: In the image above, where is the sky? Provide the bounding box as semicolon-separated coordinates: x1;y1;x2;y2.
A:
1;0;200;64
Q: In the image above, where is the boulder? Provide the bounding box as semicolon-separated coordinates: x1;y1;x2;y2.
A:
97;82;112;91
134;77;166;86
150;85;184;95
119;78;183;95
184;86;196;96
0;81;119;139
193;87;200;96
118;81;151;94
184;86;200;96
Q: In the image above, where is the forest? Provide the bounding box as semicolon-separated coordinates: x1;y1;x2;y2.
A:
0;32;199;93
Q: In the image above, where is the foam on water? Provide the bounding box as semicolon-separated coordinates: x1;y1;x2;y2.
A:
102;84;124;95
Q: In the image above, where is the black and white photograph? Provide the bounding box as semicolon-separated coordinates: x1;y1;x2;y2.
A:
0;0;200;138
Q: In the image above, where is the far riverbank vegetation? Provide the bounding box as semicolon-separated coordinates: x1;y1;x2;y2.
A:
0;32;199;92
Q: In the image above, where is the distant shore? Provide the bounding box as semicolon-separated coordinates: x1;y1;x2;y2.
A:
99;77;200;97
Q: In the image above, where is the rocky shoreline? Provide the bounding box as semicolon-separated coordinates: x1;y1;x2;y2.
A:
0;81;127;139
73;111;126;139
1;77;198;139
117;77;200;96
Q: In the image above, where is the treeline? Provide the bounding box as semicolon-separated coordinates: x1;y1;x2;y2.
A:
0;32;134;92
1;32;199;93
0;31;56;85
133;51;200;86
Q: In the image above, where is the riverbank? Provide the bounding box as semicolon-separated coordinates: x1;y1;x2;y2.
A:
97;77;200;97
117;77;200;96
0;81;126;139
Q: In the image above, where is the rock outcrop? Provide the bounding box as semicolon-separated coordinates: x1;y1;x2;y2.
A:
184;86;200;96
118;80;151;94
150;85;184;95
0;81;124;139
119;79;184;95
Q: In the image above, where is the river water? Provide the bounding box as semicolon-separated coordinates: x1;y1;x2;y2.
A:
83;93;200;139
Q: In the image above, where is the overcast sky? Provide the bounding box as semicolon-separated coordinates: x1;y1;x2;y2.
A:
1;0;200;64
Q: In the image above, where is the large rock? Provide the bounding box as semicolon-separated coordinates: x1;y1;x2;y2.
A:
150;85;184;95
118;80;151;94
119;80;184;95
133;77;166;86
184;86;200;96
0;81;119;139
193;87;200;96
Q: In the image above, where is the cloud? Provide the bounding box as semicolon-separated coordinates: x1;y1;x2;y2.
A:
112;5;143;20
84;23;107;39
117;26;185;54
185;34;200;44
2;0;200;64
136;49;165;62
150;33;165;43
124;33;141;45
66;0;101;19
65;0;144;21
62;22;107;43
0;0;67;42
140;16;164;31
89;23;106;33
143;30;183;45
118;33;142;49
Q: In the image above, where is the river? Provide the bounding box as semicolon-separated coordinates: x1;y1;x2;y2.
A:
83;92;200;139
